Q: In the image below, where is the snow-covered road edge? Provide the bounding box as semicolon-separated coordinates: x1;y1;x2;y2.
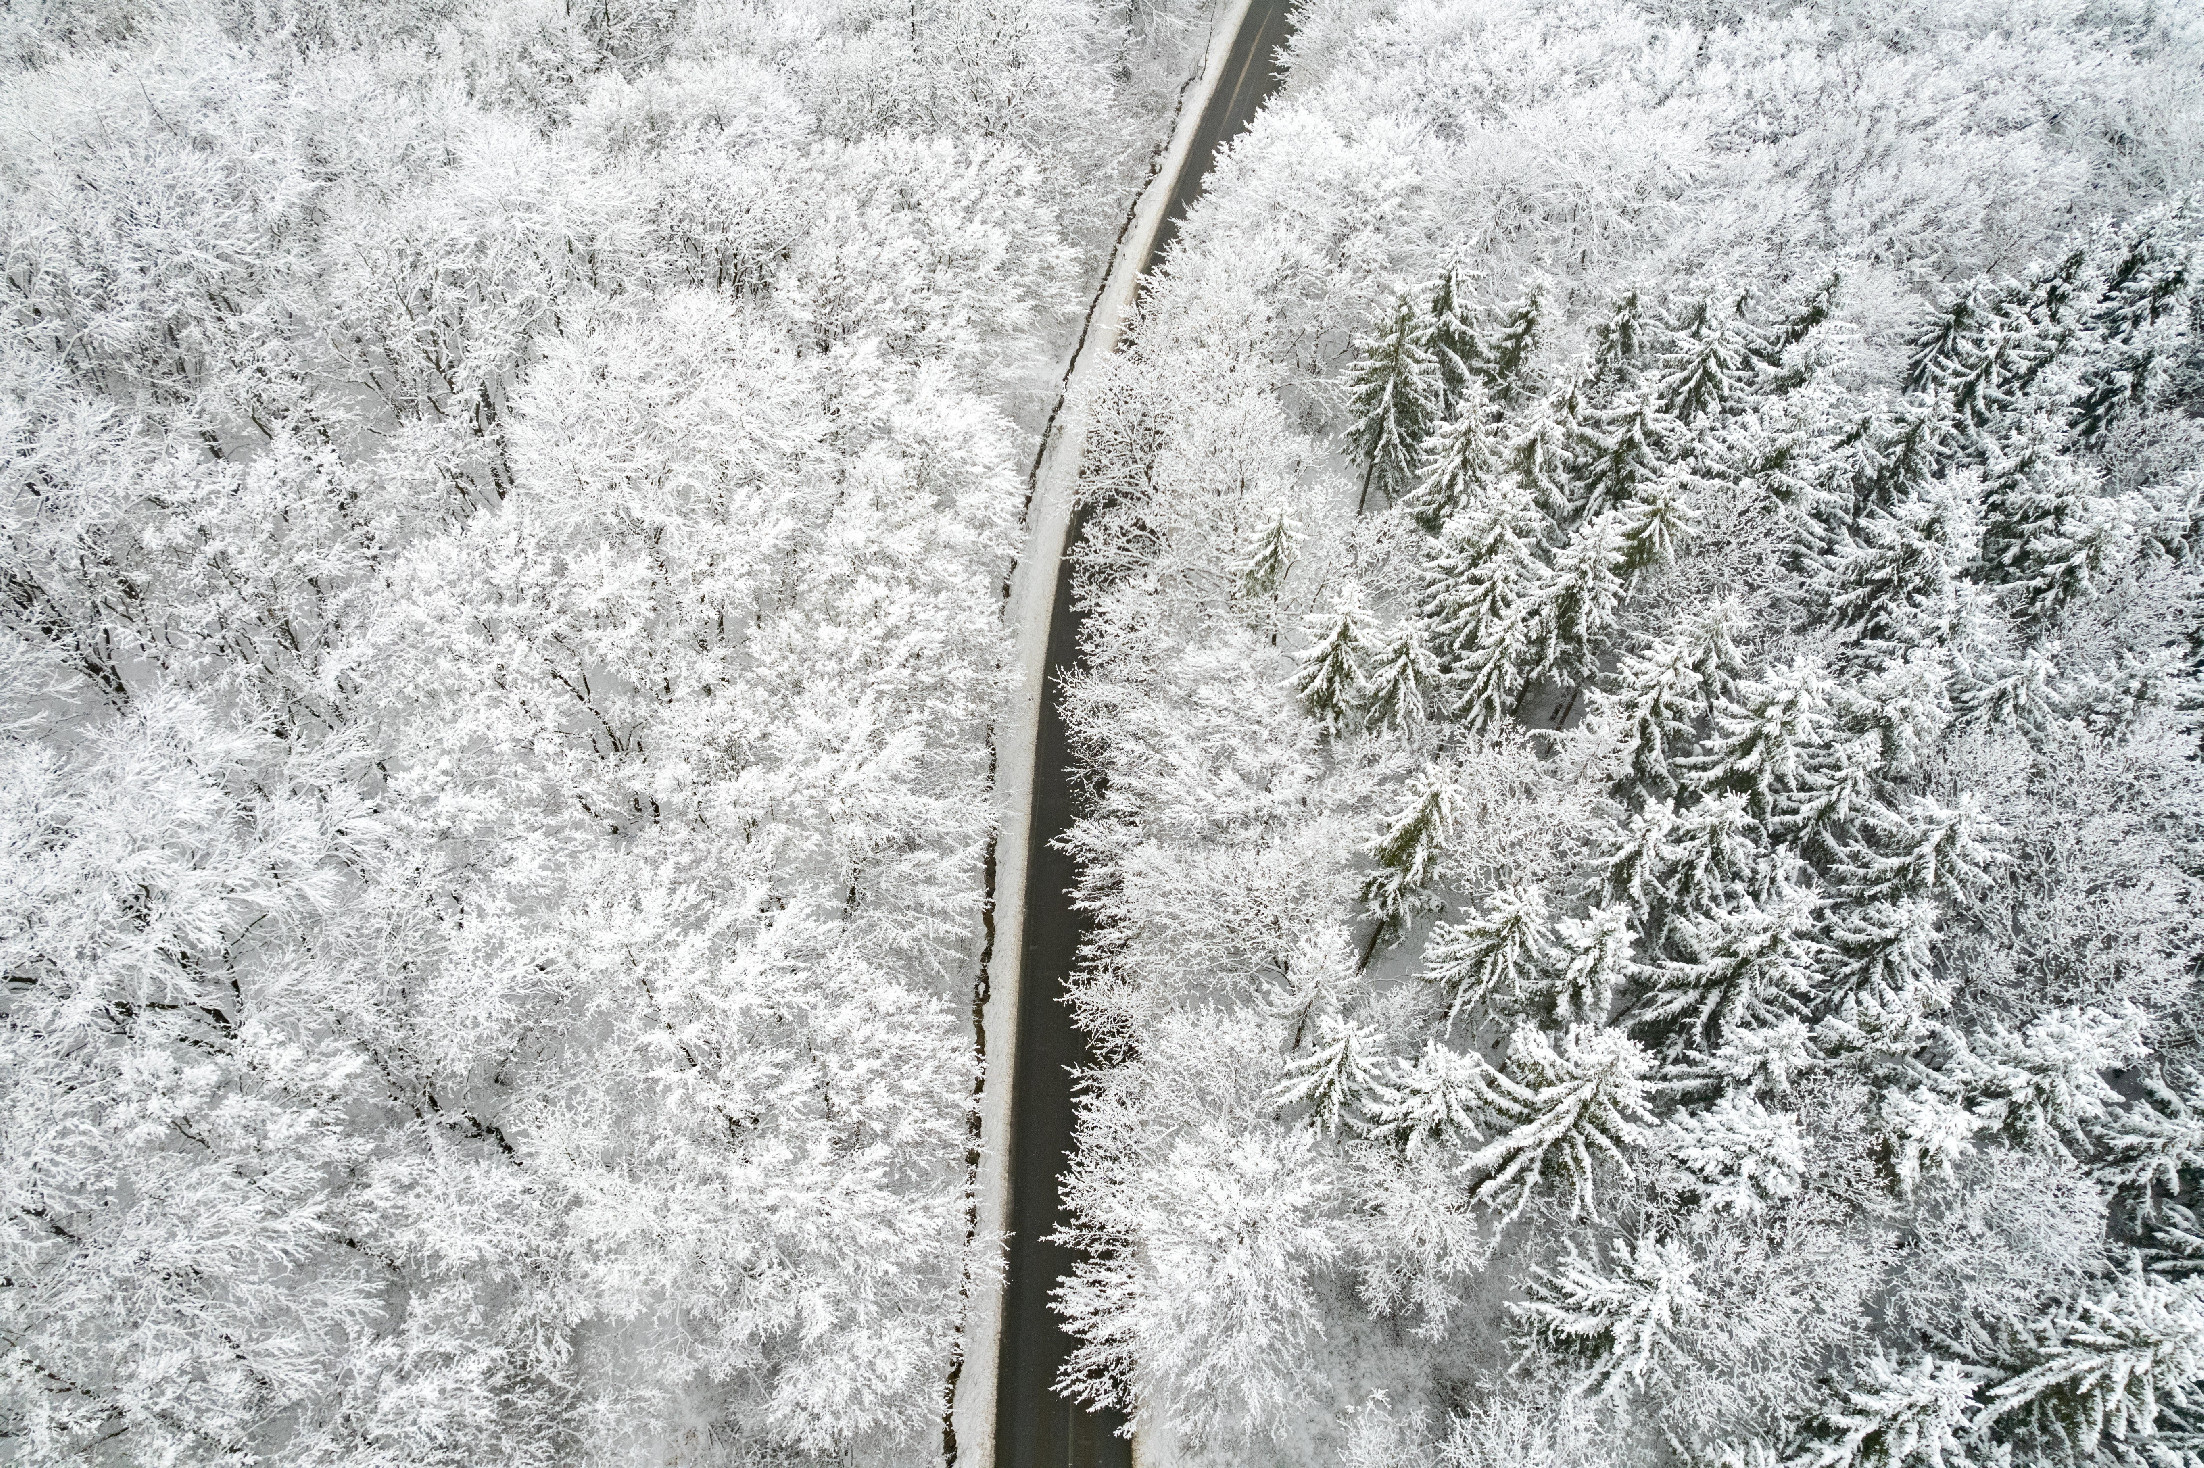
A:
950;1;1256;1460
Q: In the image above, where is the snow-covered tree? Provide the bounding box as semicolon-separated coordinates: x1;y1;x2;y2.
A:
1784;1352;1979;1468
1360;777;1459;946
1238;505;1305;603
1369;1042;1505;1159
1664;1092;1807;1215
1634;887;1827;1049
1427;885;1554;1030
1296;598;1373;732
1548;904;1637;1028
1510;1234;1702;1398
1406;386;1505;532
1976;1267;2204;1461
1270;1014;1394;1135
1348;292;1442;512
1365;620;1444;733
1468;1026;1657;1221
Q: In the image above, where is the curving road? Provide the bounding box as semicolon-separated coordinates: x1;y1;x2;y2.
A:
979;4;1299;1466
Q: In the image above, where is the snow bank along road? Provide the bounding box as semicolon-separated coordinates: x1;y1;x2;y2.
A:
952;1;1299;1464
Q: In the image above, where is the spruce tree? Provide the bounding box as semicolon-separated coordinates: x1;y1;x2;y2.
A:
1821;899;1943;1019
1365;620;1443;732
1575;392;1674;521
1294;600;1371;733
1548;905;1637;1027
1656;307;1748;425
1370;1041;1505;1158
1347;293;1442;513
1466;1025;1657;1222
1602;636;1706;801
1521;511;1629;685
1480;289;1545;402
1237;505;1304;602
1427;261;1484;413
1660;791;1768;922
1426;885;1554;1030
1822;487;1977;651
1420;483;1545;676
1975;1267;2204;1462
1360;777;1458;950
1903;280;1992;396
1634;886;1827;1049
1850;408;1956;519
1589;289;1650;385
1404;384;1503;533
1681;660;1836;822
1268;1014;1393;1135
1841;792;2008;910
1509;1235;1703;1398
1512;380;1595;526
1785;1353;1977;1468
1616;470;1696;574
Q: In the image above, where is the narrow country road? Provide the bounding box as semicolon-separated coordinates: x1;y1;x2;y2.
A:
984;5;1299;1466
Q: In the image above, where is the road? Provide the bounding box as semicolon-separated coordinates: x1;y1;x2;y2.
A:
989;5;1298;1466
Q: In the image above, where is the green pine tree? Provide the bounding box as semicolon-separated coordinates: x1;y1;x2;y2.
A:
1347;293;1442;513
1294;600;1371;732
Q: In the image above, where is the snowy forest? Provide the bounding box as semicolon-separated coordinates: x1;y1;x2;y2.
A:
1054;0;2204;1465
0;0;1206;1462
4;0;2204;1466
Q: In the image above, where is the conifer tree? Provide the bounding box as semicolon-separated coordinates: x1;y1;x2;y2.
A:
1510;1235;1702;1398
1467;1025;1658;1221
1269;1013;1393;1135
1615;470;1696;574
1294;600;1371;732
1634;886;1827;1049
1511;380;1595;525
1850;409;1957;518
1840;793;2008;909
1521;511;1629;685
1238;505;1304;602
1365;620;1443;733
1659;791;1768;921
1665;1091;1806;1215
1428;262;1484;413
1976;1267;2204;1462
1427;885;1554;1030
1601;637;1706;801
1420;484;1545;675
1821;898;1942;1018
1774;736;1883;865
1589;289;1651;385
1784;1353;1978;1468
1956;1005;2142;1158
1822;487;1978;651
1682;660;1836;822
1548;904;1637;1026
1369;1041;1505;1158
1904;280;1992;396
1575;392;1674;521
1657;306;1749;425
1454;620;1531;736
1404;385;1503;533
1596;802;1677;914
1360;777;1458;949
2103;1073;2204;1213
1348;293;1442;513
1480;289;1545;402
1769;272;1842;357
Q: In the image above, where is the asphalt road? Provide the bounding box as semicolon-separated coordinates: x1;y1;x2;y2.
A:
991;7;1298;1466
